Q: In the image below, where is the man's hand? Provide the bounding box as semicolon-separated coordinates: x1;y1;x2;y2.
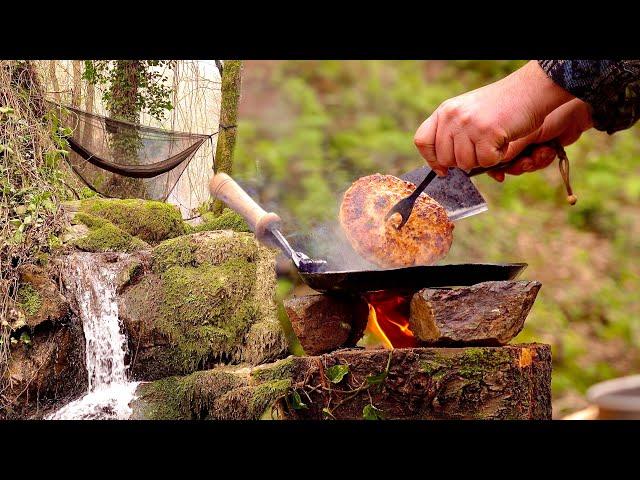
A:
488;98;593;181
414;61;580;177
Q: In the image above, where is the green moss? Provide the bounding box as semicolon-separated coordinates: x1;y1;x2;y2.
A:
251;357;294;382
16;284;42;316
136;366;292;420
250;379;292;418
151;231;259;274
73;221;148;253
419;348;513;380
458;348;512;379
194;208;250;233
79;198;187;243
419;359;448;376
151;235;197;273
73;212;110;229
137;376;192;420
156;258;259;371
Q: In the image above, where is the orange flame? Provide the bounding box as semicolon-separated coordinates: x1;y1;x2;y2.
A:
364;291;418;349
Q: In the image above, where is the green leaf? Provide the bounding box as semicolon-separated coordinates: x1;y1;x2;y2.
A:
367;351;393;385
362;404;384;420
326;364;349;384
0;144;15;155
19;332;31;345
366;371;387;386
290;390;308;410
0;106;14;114
322;407;335;419
12;231;24;244
58;126;73;137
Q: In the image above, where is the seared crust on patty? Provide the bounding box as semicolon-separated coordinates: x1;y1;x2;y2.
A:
339;173;454;268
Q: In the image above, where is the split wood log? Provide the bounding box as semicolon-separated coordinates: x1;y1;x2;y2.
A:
283;294;369;355
286;344;551;420
130;344;552;420
409;281;541;345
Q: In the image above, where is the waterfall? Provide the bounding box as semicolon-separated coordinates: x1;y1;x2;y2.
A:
47;252;139;420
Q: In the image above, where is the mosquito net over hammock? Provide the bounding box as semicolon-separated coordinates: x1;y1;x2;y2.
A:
49;102;213;201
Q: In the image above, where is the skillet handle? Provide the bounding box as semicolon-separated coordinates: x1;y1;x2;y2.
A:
209;172;281;243
466;141;558;177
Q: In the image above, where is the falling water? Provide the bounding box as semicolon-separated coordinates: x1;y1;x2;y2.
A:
47;252;138;420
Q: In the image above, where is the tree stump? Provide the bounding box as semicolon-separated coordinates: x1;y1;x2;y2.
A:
130;344;552;420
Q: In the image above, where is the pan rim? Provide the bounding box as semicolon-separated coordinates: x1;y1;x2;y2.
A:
308;262;528;276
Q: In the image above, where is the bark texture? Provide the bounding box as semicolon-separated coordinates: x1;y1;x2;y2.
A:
287;344;551;420
409;281;541;345
284;294;368;355
214;60;242;176
71;60;82;108
130;344;552;420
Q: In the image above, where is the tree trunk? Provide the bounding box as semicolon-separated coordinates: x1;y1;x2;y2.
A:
109;60;141;122
71;60;82;108
105;60;146;198
211;60;243;214
130;344;552;420
48;61;60;102
215;60;242;175
286;344;552;420
81;73;95;147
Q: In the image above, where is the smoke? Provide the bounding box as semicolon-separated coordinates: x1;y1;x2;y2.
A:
234;174;380;272
288;220;378;272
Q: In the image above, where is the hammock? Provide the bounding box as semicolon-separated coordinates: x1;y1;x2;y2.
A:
48;102;213;201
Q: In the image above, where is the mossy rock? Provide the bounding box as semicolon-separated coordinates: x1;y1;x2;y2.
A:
119;231;287;380
130;359;294;420
78;198;187;244
73;220;149;253
193;208;250;233
16;284;42;317
10;264;71;330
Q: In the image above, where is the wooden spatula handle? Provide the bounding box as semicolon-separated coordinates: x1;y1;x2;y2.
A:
466;141;560;177
209;172;281;243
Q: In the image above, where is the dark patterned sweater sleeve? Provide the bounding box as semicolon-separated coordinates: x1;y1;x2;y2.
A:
538;60;640;134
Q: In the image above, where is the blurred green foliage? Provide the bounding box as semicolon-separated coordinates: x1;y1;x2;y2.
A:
235;61;640;415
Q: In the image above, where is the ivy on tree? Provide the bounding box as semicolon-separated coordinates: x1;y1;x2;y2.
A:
83;60;174;121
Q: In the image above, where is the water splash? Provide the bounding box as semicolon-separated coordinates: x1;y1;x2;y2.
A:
47;253;138;420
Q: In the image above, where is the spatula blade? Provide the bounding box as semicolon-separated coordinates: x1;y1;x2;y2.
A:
399;166;487;221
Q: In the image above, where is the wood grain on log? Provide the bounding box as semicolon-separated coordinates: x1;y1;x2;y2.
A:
286;344;551;420
284;294;368;355
409;281;541;345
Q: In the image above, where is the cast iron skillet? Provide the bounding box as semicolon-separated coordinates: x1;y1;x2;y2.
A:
297;262;527;294
210;172;528;294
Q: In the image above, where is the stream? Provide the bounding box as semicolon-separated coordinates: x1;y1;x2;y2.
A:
47;252;138;420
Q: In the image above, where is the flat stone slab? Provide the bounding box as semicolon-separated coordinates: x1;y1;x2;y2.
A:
409;281;541;345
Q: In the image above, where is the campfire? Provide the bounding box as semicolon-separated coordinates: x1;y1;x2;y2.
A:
282;279;553;419
364;291;418;349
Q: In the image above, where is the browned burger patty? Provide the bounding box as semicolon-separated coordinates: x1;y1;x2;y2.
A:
339;173;454;268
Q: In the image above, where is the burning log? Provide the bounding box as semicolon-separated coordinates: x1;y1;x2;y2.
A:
284;294;368;355
409;281;541;345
